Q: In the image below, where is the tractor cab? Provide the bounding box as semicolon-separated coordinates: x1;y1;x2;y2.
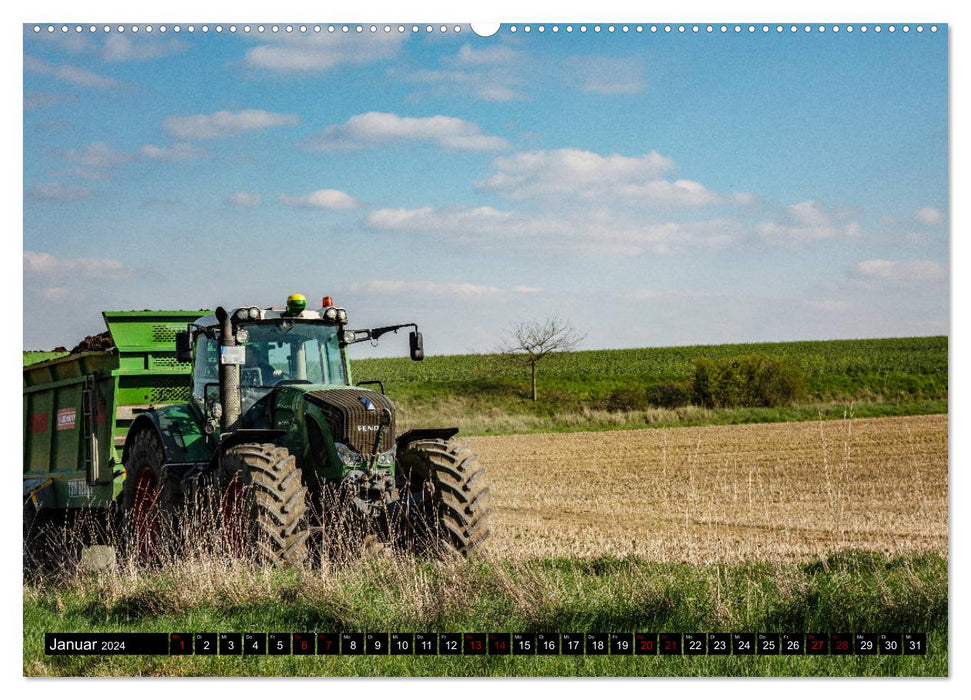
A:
188;313;349;421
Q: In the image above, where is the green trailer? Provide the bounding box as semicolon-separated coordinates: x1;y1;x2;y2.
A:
23;311;209;514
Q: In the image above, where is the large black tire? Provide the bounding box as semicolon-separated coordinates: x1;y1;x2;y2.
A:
220;443;309;565
122;429;177;562
396;439;491;556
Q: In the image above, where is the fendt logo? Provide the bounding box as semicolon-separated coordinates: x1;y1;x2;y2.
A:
356;425;380;432
358;396;375;411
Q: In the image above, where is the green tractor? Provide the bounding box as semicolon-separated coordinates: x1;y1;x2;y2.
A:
121;294;490;564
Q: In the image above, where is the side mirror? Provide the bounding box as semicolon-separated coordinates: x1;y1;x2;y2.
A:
175;331;194;364
409;331;424;362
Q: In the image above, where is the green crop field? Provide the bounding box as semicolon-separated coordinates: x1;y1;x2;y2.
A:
352;336;947;435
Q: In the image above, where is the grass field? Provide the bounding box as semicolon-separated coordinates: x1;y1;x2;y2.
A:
24;414;948;677
24;551;946;677
353;336;947;435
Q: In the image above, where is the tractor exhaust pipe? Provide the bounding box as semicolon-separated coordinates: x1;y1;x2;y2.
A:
216;306;241;433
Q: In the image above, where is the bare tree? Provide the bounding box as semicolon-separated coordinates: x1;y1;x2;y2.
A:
499;316;585;402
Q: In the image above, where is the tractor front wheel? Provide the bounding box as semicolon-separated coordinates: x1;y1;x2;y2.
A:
219;443;309;565
395;438;491;557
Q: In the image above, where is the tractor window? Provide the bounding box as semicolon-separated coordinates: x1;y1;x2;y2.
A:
192;334;219;406
191;322;347;408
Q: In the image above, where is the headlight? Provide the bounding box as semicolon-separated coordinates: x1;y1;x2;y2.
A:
375;447;396;467
248;307;260;320
335;442;363;466
234;308;248;321
337;309;348;323
324;307;339;321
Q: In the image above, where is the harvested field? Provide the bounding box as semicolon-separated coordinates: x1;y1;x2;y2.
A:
467;414;948;563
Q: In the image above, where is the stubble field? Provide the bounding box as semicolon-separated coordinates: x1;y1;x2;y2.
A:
471;414;947;563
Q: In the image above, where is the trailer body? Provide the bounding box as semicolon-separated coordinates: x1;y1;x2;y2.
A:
23;311;208;511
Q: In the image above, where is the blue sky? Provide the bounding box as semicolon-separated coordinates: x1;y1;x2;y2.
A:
23;23;948;356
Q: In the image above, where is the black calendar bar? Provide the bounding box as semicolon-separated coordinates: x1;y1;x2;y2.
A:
43;632;928;656
44;633;169;655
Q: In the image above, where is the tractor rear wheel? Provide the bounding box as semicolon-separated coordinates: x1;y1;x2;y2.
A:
396;438;491;556
122;429;176;563
219;443;309;565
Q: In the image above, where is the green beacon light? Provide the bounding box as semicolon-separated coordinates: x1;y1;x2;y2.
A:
286;293;307;316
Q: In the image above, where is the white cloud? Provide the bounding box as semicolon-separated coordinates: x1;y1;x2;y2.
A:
226;192;263;208
513;285;543;294
24;91;71;111
403;45;646;102
305;112;508;152
278;189;359;210
24;55;122;89
24;182;92;201
851;259;947;287
477;149;726;207
757;201;861;243
163;109;300;140
616;179;724;207
403;44;526;102
139;142;207;161
622;289;720;302
567;56;646;95
454;44;521;67
803;299;852;312
48;168;110;182
24;251;130;278
367;205;741;256
31;31;95;56
915;206;944;226
240;32;404;72
101;34;188;62
63;142;131;168
346;280;505;298
39;286;72;301
367;205;511;232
